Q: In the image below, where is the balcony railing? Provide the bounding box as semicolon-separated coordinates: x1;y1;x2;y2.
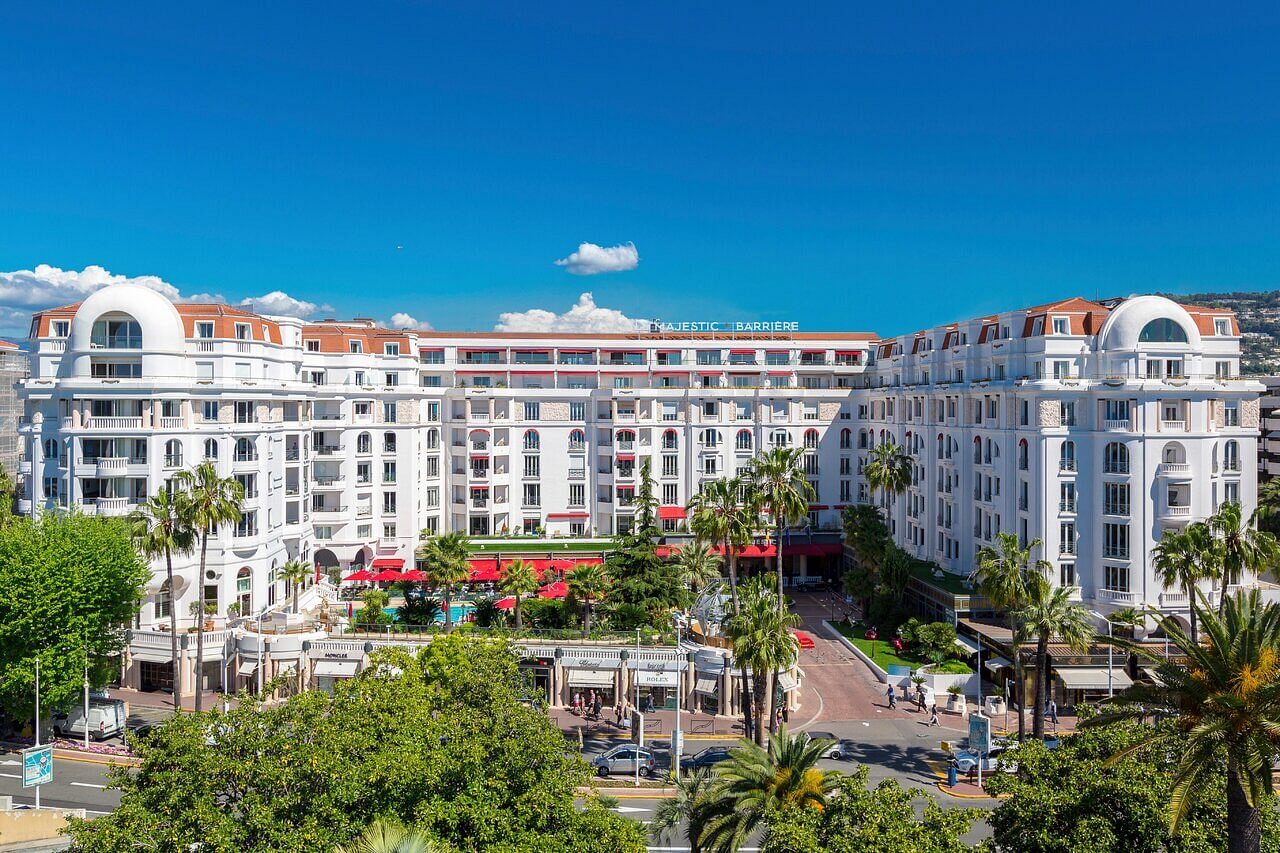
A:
1163;505;1192;517
1158;462;1191;476
1100;589;1137;603
1103;419;1131;431
85;416;144;430
95;457;128;475
159;417;183;429
1059;500;1077;513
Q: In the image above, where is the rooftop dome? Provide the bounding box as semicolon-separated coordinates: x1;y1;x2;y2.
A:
68;283;185;353
1097;295;1201;351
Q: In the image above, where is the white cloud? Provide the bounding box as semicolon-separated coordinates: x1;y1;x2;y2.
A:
0;263;185;309
554;242;639;275
494;292;647;333
236;291;333;319
387;312;433;331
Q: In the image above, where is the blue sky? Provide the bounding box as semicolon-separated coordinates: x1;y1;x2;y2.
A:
1;2;1278;338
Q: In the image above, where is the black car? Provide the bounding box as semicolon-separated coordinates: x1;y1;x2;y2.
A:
680;746;734;771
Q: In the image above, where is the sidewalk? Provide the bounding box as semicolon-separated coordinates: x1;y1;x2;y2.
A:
105;687;227;715
549;707;745;741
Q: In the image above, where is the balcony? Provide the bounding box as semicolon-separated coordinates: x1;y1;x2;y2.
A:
1162;504;1192;520
312;476;344;489
1159;591;1189;607
159;417;183;429
95;457;129;476
1103;419;1131;431
88;496;132;516
1157;462;1192;479
1161;419;1186;431
1100;589;1137;604
315;445;341;457
85;417;144;430
311;505;347;518
568;468;585;480
1059;500;1077;513
568;442;586;453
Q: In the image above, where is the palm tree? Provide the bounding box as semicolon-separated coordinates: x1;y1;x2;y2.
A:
417;531;470;629
676;538;723;594
722;577;799;744
1152;521;1221;644
1012;583;1093;739
972;532;1050;740
175;461;244;713
130;489;195;711
1208;502;1278;613
334;818;447;853
748;447;814;612
498;558;539;629
650;768;717;853
696;727;840;853
1086;590;1280;853
279;559;313;615
863;439;912;509
566;562;607;636
1253;476;1280;536
688;478;755;616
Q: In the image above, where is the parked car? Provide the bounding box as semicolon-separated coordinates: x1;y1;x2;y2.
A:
592;745;656;778
952;736;1059;774
680;746;733;771
804;732;858;761
50;699;126;741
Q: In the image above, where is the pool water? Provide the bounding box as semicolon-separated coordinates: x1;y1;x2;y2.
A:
382;604;473;624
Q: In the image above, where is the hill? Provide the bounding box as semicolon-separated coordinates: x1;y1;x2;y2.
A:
1161;290;1280;375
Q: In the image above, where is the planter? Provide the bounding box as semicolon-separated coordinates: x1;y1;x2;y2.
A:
986;696;1006;716
947;693;967;714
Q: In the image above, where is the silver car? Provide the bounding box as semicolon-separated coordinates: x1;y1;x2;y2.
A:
592;745;657;778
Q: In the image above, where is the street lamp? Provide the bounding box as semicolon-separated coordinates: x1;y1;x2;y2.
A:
1089;611;1114;699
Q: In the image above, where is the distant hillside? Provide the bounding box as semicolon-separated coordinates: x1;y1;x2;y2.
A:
1160;290;1280;376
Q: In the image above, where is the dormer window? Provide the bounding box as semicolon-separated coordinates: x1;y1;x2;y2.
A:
1051;317;1069;335
349;340;363;354
1214;318;1231;336
384;343;400;356
305;339;320;352
234;323;250;341
1031;317;1045;336
196;322;214;339
51;320;70;337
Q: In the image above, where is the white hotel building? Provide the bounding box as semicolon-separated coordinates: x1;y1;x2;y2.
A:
16;285;1265;636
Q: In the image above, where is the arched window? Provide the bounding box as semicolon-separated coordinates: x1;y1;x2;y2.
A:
1162;442;1186;465
569;429;587;450
203;438;218;460
803;429;819;450
43;438;59;461
155;579;172;620
1224;439;1240;472
973;436;983;463
523;430;540;451
661;429;678;450
164;439;183;468
1104;442;1129;474
1017;439;1028;471
234;438;256;462
357;432;372;454
617;429;636;449
702;428;720;447
236;566;252;614
91;313;143;349
1139;318;1189;343
736;429;753;451
771;429;789;448
840;428;852;449
1059;440;1075;472
425;428;439;450
859;429;869;449
383;432;396;453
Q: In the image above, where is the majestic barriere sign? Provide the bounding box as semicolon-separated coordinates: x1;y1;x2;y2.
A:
650;320;800;333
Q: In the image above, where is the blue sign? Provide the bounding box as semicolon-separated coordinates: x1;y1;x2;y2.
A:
22;745;52;788
968;713;991;755
886;665;913;677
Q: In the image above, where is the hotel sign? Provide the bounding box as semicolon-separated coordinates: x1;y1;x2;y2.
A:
650;321;800;334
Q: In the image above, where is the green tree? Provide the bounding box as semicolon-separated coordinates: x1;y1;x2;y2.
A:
280;559;313;615
418;531;471;629
566;562;607;636
634;456;659;534
878;544;912;605
67;636;645;853
722;578;799;744
1208;502;1278;612
356;587;392;627
1013;583;1094;740
864;440;912;509
748;447;814;612
761;766;974;853
1254;477;1280;536
1085;590;1280;853
688;478;755;615
0;462;13;523
650;768;718;853
175;460;245;712
973;531;1049;741
0;514;149;720
605;528;688;619
1153;524;1221;644
842;504;892;613
333;819;450;853
130;489;196;711
498;558;539;629
696;726;840;853
676;538;723;595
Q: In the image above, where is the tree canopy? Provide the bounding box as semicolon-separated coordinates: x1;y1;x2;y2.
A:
0;513;149;719
67;634;645;853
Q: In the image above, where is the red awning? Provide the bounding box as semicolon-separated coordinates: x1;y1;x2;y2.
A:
808;505;829;511
786;543;845;557
538;581;569;599
470;484;490;490
767;370;792;376
467;558;501;581
371;558;404;570
729;349;755;354
371;569;403;583
470;452;489;458
616;454;635;462
657;506;686;520
711;544;777;558
546;512;590;519
697;370;723;376
510;371;554;375
343;569;374;582
495;596;516;610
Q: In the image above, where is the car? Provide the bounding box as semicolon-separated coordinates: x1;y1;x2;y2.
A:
952;735;1059;774
803;731;857;761
680;746;733;771
592;745;657;778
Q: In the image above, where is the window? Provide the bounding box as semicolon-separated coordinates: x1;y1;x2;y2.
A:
570;401;586;421
803;429;819;450
522;430;540;451
840;428;851;449
661;401;679;421
421;374;442;389
703;456;718;475
91;317;143;349
662;483;678;505
305;339;320;352
383;462;397;483
383;372;398;387
356;462;371;484
703;401;719;418
234;473;257;498
234;438;256;462
770;429;789;448
1059;401;1076;426
522;483;541;507
662;454;679;477
1059;522;1076;555
201;401;218;422
356;432;372;454
1104;482;1130;516
384;343;400;356
701;428;719;447
234;511;258;538
1223;440;1240;471
736;430;753;451
348;339;363;354
383;402;397;423
164;439;183;468
155;580;172;620
524;455;540;478
1215;318;1231;336
235;401;255;424
383;433;396;453
382;492;397;514
1104;564;1130;593
1059;441;1076;471
569;429;587;451
1139;318;1189;343
696;350;722;365
1224;403;1239;426
1103;523;1130;559
1051;317;1069;335
51;320;70;337
524;402;540;420
426;402;440;422
1017;440;1028;471
425;487;439;508
1104;442;1129;474
1225;481;1240;504
1060;563;1076;587
203;438;218;460
1059;482;1076;512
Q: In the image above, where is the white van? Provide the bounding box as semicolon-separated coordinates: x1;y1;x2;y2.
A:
51;699;126;741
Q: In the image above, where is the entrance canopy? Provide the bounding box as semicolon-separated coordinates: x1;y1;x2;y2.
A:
1055;667;1133;691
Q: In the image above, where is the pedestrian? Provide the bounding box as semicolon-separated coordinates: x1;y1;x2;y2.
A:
886;684;897;709
572;691;581;714
593;696;603;720
1046;698;1059;727
917;689;926;712
928;703;940;727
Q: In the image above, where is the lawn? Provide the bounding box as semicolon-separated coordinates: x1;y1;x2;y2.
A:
904;560;976;596
832;620;973;674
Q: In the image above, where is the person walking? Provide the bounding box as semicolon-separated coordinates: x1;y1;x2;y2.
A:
886;684;897;710
614;702;624;727
916;689;927;712
593;695;603;720
928;703;940;727
1046;698;1059;729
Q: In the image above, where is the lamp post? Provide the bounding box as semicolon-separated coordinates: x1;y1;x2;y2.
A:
1090;610;1114;699
33;655;40;810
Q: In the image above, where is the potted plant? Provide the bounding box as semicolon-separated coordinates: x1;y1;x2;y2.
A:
946;683;966;714
226;602;241;619
910;674;926;703
987;684;1006;716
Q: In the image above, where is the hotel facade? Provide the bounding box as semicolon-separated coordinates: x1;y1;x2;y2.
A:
16;285;1265;637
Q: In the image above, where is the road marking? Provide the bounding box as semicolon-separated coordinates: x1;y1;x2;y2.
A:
0;760;19;766
611;805;651;813
71;782;107;789
0;772;20;779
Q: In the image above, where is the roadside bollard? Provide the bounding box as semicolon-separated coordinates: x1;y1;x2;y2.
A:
947;763;958;787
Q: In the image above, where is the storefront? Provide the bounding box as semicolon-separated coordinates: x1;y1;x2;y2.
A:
634;668;680;711
560;652;622;707
312;658;362;695
519;654;555;705
1053;666;1133;711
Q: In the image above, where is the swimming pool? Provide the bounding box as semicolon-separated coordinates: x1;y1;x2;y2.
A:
382;603;474;624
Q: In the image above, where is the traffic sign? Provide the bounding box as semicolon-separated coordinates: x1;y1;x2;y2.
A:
22;745;52;788
968;712;991;755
